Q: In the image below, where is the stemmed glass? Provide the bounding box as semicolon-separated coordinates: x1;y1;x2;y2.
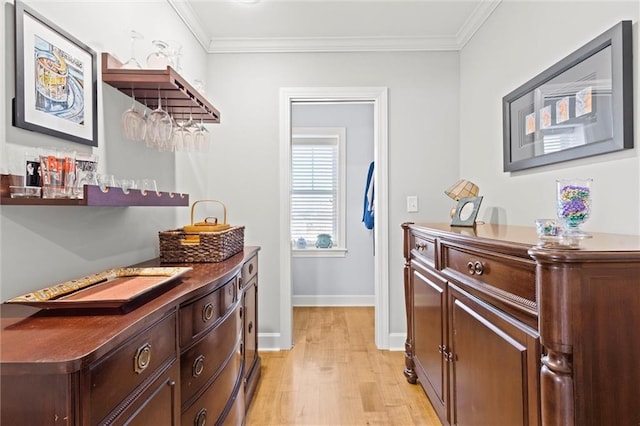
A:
147;90;173;148
121;88;146;142
193;117;209;152
121;30;144;69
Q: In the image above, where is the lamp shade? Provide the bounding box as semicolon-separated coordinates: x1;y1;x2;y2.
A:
444;179;479;201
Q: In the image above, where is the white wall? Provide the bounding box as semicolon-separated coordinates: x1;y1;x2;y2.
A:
0;0;208;301
460;1;640;234
290;102;375;304
205;51;460;340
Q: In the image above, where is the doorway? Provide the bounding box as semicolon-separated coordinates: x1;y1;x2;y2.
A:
279;87;389;349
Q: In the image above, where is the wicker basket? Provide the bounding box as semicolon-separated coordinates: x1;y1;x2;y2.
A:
159;200;244;263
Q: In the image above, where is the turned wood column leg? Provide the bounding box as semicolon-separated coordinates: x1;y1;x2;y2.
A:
541;350;574;426
403;259;417;384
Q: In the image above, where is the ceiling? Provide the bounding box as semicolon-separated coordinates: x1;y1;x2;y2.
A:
168;0;502;53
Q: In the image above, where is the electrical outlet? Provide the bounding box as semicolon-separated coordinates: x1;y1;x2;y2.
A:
407;195;418;213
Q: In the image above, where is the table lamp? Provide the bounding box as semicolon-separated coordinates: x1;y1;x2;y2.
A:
444;179;479;217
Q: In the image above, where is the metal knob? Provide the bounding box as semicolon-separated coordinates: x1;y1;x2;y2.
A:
192;355;205;377
467;261;475;275
194;408;207;426
474;261;484;275
202;303;214;322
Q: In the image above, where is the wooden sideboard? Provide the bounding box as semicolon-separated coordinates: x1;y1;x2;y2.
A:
401;223;640;426
0;247;260;425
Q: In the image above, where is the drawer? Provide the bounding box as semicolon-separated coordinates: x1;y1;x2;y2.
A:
181;301;242;407
90;312;177;425
240;255;258;289
181;339;243;426
410;231;436;266
442;243;537;314
222;278;237;312
180;276;236;346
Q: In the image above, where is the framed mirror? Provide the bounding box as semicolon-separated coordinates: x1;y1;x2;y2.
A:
451;196;483;227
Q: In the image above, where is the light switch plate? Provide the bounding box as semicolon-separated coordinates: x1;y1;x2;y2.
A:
407;195;418;213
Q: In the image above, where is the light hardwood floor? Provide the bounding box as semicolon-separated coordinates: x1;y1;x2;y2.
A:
245;306;441;425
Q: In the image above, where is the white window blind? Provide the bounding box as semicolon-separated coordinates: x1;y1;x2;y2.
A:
291;138;339;246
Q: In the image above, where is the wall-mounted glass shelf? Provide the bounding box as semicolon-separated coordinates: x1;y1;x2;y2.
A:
1;185;189;207
101;52;220;123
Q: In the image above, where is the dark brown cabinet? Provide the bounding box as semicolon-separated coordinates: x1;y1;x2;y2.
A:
447;283;539;426
403;223;640;426
412;261;448;422
0;248;260;426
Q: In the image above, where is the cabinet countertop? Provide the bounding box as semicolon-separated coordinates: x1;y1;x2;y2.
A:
0;247;260;373
406;222;640;255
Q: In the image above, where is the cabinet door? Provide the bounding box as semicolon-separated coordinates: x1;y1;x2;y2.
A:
448;283;540;426
109;361;180;426
243;278;258;374
412;263;448;422
243;276;260;408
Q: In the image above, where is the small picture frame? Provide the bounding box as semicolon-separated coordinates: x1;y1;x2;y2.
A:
451;196;483;227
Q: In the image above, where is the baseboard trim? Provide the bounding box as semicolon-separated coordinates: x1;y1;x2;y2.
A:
258;332;405;352
292;295;375;307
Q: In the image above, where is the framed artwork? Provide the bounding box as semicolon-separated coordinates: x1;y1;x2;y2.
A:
451;196;483;227
13;1;98;146
503;20;633;172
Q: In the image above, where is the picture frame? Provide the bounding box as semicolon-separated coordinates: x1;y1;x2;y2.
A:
13;1;98;147
503;20;632;172
451;196;483;227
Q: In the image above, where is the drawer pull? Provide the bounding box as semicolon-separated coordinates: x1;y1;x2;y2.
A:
467;261;475;275
194;408;207;426
415;242;426;251
133;343;151;374
467;261;485;275
193;355;205;377
248;321;253;334
248;263;254;274
202;303;215;322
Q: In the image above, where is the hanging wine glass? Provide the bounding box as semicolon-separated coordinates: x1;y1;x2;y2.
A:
121;30;144;69
121;88;146;142
147;89;173;148
193;117;209;152
181;107;197;151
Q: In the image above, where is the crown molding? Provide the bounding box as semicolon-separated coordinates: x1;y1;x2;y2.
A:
166;0;211;51
167;0;502;54
207;35;461;53
456;0;502;49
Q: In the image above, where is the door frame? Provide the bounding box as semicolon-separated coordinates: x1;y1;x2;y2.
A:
279;87;389;349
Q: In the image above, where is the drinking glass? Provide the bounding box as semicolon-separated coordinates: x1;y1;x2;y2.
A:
121;89;146;142
556;178;592;238
193;118;209;152
147;91;173;148
121;30;144;69
98;174;116;193
120;178;137;195
147;40;171;69
139;179;158;196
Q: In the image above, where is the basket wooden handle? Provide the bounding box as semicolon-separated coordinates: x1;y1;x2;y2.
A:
190;200;227;226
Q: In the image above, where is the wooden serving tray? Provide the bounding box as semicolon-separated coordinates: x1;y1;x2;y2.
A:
5;267;192;313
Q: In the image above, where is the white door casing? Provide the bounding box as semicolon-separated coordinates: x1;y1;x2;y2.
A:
279;87;389;349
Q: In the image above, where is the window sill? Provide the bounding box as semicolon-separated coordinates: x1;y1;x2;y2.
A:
292;248;347;258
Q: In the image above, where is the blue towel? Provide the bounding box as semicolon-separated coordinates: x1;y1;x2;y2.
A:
363;161;374;230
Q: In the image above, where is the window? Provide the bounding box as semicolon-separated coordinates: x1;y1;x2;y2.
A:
291;127;346;254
